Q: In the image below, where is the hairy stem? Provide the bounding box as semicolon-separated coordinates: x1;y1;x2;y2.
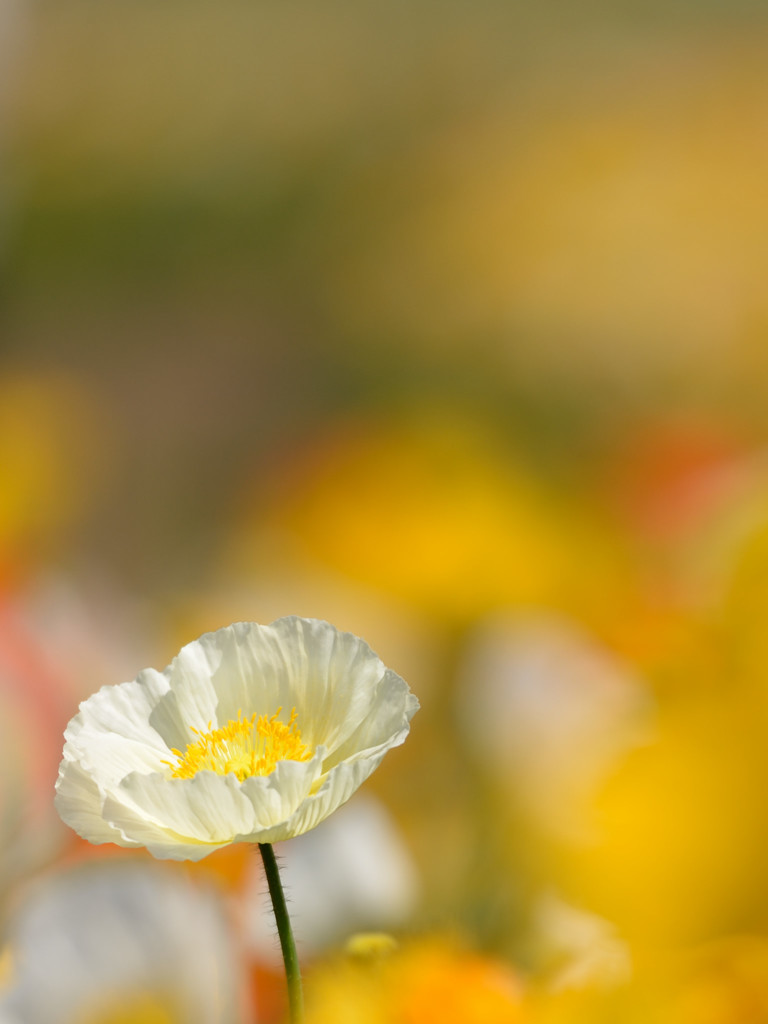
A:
259;842;304;1024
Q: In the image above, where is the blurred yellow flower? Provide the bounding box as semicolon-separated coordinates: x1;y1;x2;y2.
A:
235;412;631;628
566;683;768;949
527;936;768;1024
656;937;768;1024
0;373;103;579
56;617;417;861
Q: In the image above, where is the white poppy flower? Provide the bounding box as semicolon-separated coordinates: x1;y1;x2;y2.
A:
55;617;418;861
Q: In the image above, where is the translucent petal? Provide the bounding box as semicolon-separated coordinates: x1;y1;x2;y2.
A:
322;677;419;770
194;619;402;752
245;756;381;844
239;749;325;831
54;759;135;846
65;670;170;751
115;770;259;843
100;793;227;861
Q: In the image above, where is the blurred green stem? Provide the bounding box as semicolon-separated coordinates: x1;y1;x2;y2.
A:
259;842;304;1024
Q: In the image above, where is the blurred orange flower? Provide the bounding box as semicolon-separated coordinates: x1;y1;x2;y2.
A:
304;938;524;1024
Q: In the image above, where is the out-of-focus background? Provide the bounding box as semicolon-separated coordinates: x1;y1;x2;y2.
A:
4;0;768;1020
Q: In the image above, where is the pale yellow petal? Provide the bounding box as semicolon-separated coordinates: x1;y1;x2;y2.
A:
240;749;325;831
115;770;259;843
54;759;136;847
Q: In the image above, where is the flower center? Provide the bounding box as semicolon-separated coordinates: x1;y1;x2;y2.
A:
166;708;312;782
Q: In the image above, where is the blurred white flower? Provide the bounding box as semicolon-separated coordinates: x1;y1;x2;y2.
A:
0;862;246;1024
456;613;652;842
532;891;632;991
56;617;418;860
245;794;419;958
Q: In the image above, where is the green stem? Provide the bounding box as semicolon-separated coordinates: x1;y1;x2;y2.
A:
259;842;304;1024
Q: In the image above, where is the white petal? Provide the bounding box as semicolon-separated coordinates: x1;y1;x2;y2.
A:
240;749;325;830
100;793;227;861
114;771;259;843
323;675;418;770
200;618;410;752
182;620;314;728
270;618;401;752
54;759;136;847
66;670;170;751
247;756;380;843
157;638;224;744
65;732;168;789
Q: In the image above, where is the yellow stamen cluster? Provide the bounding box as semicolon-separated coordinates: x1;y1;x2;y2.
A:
166;707;312;782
